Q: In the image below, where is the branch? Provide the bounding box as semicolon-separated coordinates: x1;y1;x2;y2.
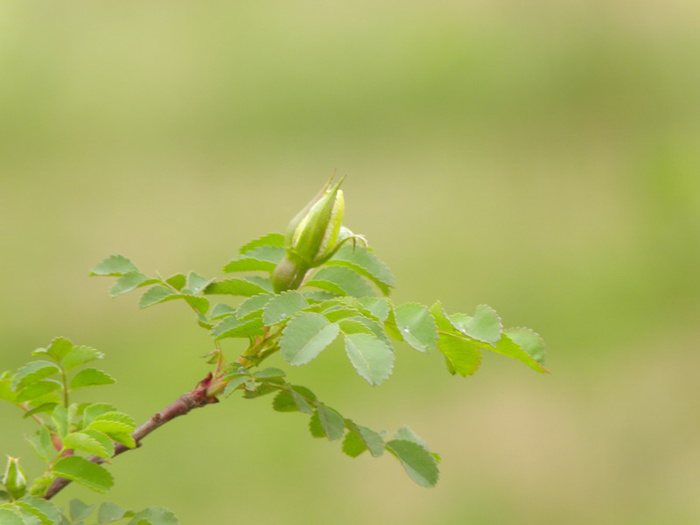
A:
43;374;220;501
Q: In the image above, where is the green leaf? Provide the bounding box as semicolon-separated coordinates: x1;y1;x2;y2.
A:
272;386;314;414
69;369;115;390
0;375;17;403
0;507;24;525
308;411;325;438
238;232;285;254
16;496;63;525
107;432;136;449
82;403;117;428
33;337;74;363
386;440;439;488
394;426;431;451
437;333;482;377
88;411;135;435
253;368;286;379
358;297;391;323
69;499;96;522
203;278;272;297
327;244;395;295
63;345;104;372
305;266;375;298
183;272;212;295
343;333;394;386
25;426;54;461
53;456;114;493
110;272;155;297
224;245;285;273
128;507;179;525
97;502;132;523
17;380;62;402
236;294;272;320
262;291;308;325
52;405;70;438
63;430;114;459
222;376;250;397
211;316;264;340
487;333;548;373
90;255;138;277
139;286;176;308
165;274;186;291
342;431;367;458
210;303;236;319
450;304;503;345
11;362;60;391
394;303;438;352
303;291;338;303
505;327;546;365
345;421;385;457
280;313;340;366
316;405;345;441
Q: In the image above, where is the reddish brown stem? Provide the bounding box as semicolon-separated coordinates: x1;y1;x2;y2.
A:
43;375;219;501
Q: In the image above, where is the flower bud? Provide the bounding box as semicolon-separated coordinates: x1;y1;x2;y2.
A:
2;456;27;500
272;177;345;292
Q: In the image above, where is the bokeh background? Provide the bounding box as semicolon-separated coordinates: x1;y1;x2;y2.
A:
2;1;699;523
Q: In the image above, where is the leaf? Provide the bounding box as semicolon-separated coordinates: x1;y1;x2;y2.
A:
280;312;340;366
450;305;503;345
386;440;439;488
0;508;24;525
0;375;17;403
97;502;132;523
33;337;73;363
316;405;345;441
222;376;250;397
69;369;115;390
272;386;314;414
25;426;54;461
203;278;271;297
237;232;285;254
262;291;308;325
345;421;385;457
342;431;367;458
88;411;135;435
69;499;96;522
82;403;117;428
63;430;114;459
394;426;431;451
52;405;70;438
53;456;114;493
183;272;212;295
394;303;438;353
165;274;186;291
253;368;286;379
437;333;482;377
223;245;285;273
139;286;176;308
128;507;179;525
343;333;394;386
211;317;264;340
236;294;272;320
308;411;325;438
16;380;62;402
505;327;547;365
16;496;63;525
305;266;375;298
63;345;104;372
107;432;136;449
11;362;60;391
90;255;138;277
210;303;236;319
110;272;155;297
327;244;395;295
358;297;391;323
303;291;338;303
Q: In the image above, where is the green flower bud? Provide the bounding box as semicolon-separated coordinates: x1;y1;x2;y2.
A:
272;177;345;292
2;456;27;500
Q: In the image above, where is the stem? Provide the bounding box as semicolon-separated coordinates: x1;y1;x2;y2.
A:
42;375;219;501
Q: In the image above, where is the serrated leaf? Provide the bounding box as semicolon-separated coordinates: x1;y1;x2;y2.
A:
63;430;114;459
128;507;179;525
33;337;73;363
223;245;285;273
82;403;117;428
238;232;285;255
0;376;17;403
63;346;104;372
342;431;367;458
70;369;115;390
165;274;186;291
303;291;338;303
52;405;70;438
280;313;340;366
90;256;138;277
222;376;250;397
327;244;395;295
183;272;212;295
12;362;60;391
97;502;131;523
88;411;135;435
25;426;54;461
236;294;272;320
69;499;96;522
386;440;439;488
451;304;503;345
16;496;63;525
210;303;236;319
345;421;385;457
107;432;136;449
317;405;345;441
505;327;546;365
343;333;394;386
437;333;482;377
308;411;325;438
394;303;438;352
305;266;375;298
203;278;271;297
262;291;308;325
211;316;264;340
53;456;114;493
139;286;176;308
17;380;62;402
394;426;431;451
322;307;361;323
0;507;24;525
253;368;286;379
272;386;314;414
358;297;391;323
110;272;155;297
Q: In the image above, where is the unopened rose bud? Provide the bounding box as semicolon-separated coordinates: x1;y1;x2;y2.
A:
2;456;27;500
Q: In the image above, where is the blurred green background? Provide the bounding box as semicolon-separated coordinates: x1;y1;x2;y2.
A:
2;1;699;523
